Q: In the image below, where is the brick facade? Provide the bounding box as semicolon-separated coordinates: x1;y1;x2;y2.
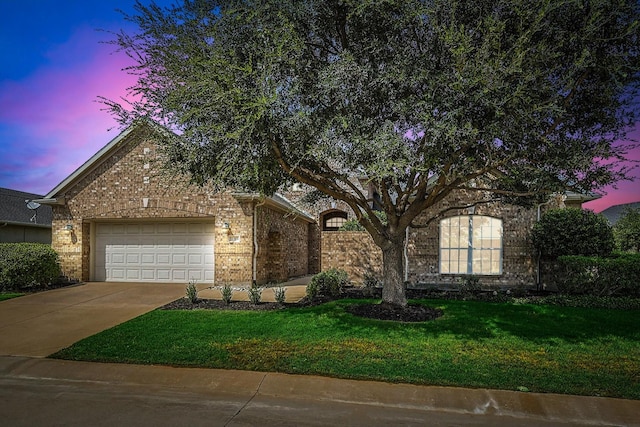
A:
50;123;311;284
321;231;382;283
317;190;568;289
47;121;584;290
255;205;309;284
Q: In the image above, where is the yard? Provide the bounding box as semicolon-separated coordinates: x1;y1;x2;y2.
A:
0;293;23;301
51;298;640;399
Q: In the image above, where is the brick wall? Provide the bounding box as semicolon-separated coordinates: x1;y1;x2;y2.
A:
255;205;309;283
321;231;382;283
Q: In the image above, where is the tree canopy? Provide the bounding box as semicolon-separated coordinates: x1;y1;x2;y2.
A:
613;206;640;252
108;0;640;306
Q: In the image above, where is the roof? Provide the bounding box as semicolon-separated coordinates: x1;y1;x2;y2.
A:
0;187;52;227
35;120;315;222
600;201;640;225
232;192;316;223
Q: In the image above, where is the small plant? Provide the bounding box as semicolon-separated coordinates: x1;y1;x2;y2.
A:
307;268;349;299
185;280;198;304
274;286;287;304
220;283;233;304
363;271;381;297
459;275;481;297
247;283;264;304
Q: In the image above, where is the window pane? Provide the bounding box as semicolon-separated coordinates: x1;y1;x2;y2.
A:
441;215;501;275
325;217;346;228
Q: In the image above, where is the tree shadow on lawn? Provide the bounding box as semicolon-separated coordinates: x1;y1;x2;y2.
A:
321;299;639;344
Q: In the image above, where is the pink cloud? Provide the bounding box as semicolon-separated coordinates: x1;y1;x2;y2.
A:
0;26;137;195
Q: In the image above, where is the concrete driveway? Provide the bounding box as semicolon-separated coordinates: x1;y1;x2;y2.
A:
0;282;185;357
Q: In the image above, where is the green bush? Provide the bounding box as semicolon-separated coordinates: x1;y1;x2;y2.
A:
338;218;365;231
306;268;349;299
532;208;614;258
0;243;61;291
613;206;640;252
338;211;387;231
554;253;640;297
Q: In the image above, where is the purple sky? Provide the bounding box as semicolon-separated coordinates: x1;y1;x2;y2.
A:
0;1;638;212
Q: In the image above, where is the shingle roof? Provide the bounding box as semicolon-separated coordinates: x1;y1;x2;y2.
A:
600;201;640;225
0;187;53;226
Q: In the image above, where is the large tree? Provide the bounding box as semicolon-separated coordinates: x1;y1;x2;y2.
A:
108;0;640;307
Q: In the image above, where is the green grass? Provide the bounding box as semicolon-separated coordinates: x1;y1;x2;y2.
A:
51;299;640;399
0;293;23;301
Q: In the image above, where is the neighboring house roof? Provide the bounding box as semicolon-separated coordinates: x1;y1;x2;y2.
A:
600;201;640;225
564;190;600;204
0;187;52;227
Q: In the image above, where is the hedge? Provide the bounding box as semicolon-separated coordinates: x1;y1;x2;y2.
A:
555;253;640;297
0;243;61;291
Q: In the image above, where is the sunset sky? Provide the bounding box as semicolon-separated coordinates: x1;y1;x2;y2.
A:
0;1;638;212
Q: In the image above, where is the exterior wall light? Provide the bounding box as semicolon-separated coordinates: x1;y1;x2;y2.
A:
65;224;74;231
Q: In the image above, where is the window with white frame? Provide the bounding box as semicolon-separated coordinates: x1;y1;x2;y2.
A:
439;215;502;275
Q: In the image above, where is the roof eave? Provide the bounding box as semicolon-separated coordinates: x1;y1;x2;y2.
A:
0;220;52;229
231;192;316;223
32;197;66;206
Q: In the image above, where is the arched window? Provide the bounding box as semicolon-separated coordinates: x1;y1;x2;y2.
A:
322;210;348;231
440;215;502;275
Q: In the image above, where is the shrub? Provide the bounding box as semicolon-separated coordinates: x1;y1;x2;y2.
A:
0;243;61;291
363;271;381;297
306;280;319;300
307;268;349;299
531;208;614;258
554;253;640;297
338;211;387;231
459;275;481;295
247;283;263;304
274;286;286;304
185;280;198;303
613;206;640;252
220;283;233;304
338;218;365;231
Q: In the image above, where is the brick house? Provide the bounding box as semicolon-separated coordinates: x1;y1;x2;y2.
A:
37;120;597;289
36;121;314;284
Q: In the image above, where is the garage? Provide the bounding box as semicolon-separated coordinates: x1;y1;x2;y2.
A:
94;222;215;283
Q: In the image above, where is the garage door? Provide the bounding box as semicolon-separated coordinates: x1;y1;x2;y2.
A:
94;222;215;283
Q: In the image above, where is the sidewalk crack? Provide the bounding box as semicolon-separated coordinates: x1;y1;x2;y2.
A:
225;373;267;426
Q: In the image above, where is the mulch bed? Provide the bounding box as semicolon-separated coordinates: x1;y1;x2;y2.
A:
346;303;443;322
161;298;285;311
160;287;444;322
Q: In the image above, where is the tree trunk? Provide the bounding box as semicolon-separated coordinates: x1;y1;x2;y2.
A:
381;238;407;307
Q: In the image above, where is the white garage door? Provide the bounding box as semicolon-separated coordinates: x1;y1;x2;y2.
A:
94;222;214;283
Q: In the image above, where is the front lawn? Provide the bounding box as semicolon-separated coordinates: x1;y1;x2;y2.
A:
51;299;640;399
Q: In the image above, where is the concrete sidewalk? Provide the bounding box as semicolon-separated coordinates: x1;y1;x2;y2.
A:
1;356;638;426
